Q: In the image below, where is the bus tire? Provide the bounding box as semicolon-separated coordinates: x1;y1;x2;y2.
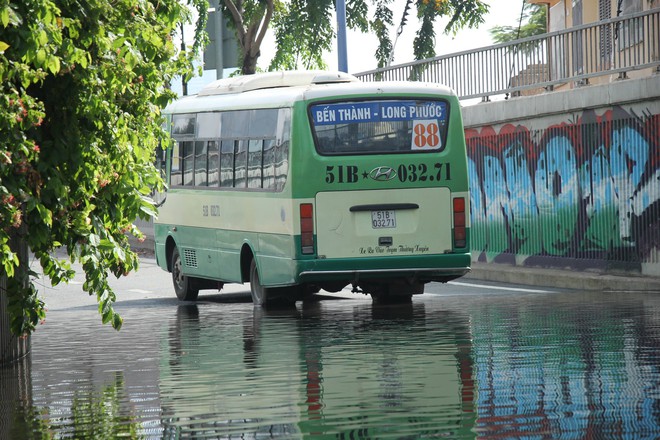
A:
171;247;199;301
249;259;270;306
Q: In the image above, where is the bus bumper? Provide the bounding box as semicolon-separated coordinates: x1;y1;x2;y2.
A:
296;253;471;284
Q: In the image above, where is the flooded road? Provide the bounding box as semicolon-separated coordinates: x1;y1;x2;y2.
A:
2;260;660;438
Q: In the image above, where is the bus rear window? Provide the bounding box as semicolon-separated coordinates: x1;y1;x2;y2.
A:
310;99;449;155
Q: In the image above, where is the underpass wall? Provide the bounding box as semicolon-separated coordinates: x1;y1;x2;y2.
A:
462;75;660;277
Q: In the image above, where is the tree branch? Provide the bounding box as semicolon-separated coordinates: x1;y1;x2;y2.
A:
254;0;274;51
223;0;247;47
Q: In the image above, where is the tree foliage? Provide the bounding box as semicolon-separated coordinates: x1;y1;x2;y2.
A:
0;0;205;336
222;0;488;74
223;0;274;74
489;2;547;54
407;0;489;66
268;0;335;71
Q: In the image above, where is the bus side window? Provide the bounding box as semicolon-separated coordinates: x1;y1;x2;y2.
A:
234;139;247;188
179;108;290;191
194;140;208;187
182;141;194;186
262;139;276;190
222;110;249;138
196;112;221;138
247;139;263;189
170;140;182;186
208;140;220;187
274;139;288;190
251;109;278;138
220;139;234;188
172;114;195;136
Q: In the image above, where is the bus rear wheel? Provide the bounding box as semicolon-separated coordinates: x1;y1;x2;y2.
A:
171;247;199;301
250;260;297;307
249;260;271;306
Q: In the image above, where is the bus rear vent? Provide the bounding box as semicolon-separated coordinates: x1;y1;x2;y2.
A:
183;249;198;268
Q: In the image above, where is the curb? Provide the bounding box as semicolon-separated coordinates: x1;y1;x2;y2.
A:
465;263;660;293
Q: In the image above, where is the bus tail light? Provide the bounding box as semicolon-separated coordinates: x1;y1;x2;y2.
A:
300;203;314;255
453;197;466;248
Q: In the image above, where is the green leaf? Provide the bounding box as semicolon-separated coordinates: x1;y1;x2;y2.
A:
124;50;138;69
111;37;126;49
37;29;48;46
102;308;112;324
36;48;46;65
2;248;18;278
0;41;9;53
88;234;100;246
98;239;115;250
79;52;90;69
46;54;60;74
139;203;157;218
113;245;126;263
0;8;9;27
35;202;52;226
112;314;123;330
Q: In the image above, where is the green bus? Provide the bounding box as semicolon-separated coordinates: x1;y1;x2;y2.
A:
154;71;470;305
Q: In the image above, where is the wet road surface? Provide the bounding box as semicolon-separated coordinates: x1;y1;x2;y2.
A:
2;257;660;438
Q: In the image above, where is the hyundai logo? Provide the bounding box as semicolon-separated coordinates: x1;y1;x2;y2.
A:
369;166;397;181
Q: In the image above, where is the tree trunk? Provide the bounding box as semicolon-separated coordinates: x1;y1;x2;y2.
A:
242;49;260;75
0;217;30;365
0;212;31;437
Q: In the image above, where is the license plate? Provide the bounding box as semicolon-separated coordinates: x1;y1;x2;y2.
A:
371;210;396;229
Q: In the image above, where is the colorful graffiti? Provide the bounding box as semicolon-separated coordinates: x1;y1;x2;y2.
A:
466;106;660;271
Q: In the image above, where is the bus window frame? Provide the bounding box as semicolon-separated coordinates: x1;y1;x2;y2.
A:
167;107;291;193
307;97;451;157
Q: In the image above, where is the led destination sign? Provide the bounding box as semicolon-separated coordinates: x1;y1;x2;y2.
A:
311;101;447;126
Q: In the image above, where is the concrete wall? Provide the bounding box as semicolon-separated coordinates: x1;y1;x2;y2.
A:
462;75;660;276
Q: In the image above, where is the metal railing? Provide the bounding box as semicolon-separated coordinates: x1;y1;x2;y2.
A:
355;9;660;101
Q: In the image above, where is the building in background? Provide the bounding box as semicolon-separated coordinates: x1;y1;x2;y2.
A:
529;0;659;90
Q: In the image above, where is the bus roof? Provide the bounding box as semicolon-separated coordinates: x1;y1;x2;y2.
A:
198;70;359;96
164;71;457;115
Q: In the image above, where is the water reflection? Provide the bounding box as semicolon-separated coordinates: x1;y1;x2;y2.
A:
2;290;660;438
469;292;660;439
1;363;143;439
161;301;476;438
5;311;163;439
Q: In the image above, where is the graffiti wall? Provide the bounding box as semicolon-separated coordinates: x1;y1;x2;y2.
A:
466;105;660;275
